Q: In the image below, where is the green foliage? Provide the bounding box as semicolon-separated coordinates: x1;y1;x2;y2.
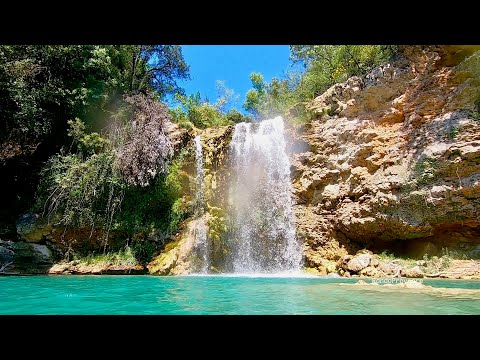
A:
74;246;138;266
116;151;189;238
36;149;124;231
0;45;115;142
470;110;480;120
79;132;110;155
293;45;398;100
243;73;298;119
67;118;86;142
171;92;250;129
447;126;460;140
243;45;399;122
413;156;438;185
0;45;190;145
131;241;157;264
469;100;480;120
124;45;190;97
35;126;187;254
226;109;252;124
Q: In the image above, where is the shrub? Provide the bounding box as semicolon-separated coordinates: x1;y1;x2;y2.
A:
36;150;124;232
116;93;174;187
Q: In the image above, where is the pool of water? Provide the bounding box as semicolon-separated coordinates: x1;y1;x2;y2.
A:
0;275;479;314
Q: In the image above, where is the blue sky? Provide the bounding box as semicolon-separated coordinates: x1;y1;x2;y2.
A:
171;45;298;113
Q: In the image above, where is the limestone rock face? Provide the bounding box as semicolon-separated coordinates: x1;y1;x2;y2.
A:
148;126;234;275
291;45;480;268
148;218;199;275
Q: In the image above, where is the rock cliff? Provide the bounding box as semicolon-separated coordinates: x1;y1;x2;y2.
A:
291;45;480;272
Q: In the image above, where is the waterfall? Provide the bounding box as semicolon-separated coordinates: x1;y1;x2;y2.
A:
192;136;209;273
228;116;302;273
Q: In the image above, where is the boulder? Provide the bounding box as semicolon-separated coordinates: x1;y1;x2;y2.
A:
346;253;372;273
148;246;179;275
11;242;54;274
401;265;425;278
370;257;380;267
378;261;403;276
359;266;380;277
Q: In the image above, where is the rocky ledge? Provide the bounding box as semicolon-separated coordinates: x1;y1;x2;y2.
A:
305;250;480;280
48;261;147;275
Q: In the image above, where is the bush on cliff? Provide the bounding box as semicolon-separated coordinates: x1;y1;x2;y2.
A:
34;94;187;259
243;45;399;122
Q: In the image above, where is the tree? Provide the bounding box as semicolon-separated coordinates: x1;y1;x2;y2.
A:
0;45;119;143
290;45;399;99
126;45;190;98
243;73;266;117
242;46;399;122
215;80;239;112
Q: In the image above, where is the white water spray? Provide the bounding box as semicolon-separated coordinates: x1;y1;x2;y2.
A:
228;116;302;273
192;136;209;273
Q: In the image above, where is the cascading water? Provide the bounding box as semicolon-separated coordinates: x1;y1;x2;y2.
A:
228;116;302;273
192;136;209;273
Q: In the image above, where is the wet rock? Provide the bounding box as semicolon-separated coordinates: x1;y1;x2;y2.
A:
48;261;147;275
326;272;342;278
148;246;179;275
338;255;352;270
304;267;322;276
354;280;369;285
48;262;71;274
386;280;426;289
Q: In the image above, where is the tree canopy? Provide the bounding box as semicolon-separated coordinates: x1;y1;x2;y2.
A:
243;45;399;120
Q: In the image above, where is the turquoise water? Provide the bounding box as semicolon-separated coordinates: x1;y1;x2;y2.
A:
0;275;479;314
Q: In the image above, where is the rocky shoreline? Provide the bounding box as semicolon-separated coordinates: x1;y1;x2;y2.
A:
48;261;147;275
305;250;480;280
